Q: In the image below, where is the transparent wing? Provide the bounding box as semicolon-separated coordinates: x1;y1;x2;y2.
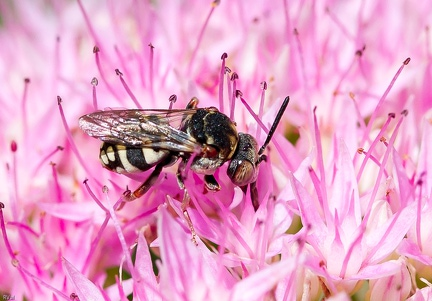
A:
79;109;201;153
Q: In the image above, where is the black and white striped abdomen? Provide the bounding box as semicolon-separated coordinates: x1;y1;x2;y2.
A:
99;142;170;174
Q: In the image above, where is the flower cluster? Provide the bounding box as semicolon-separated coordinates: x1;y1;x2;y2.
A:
1;0;432;300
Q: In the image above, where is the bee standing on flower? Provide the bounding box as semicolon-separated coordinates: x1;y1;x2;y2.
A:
79;96;289;210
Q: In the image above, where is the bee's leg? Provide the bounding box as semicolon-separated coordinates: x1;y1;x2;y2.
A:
180;189;197;246
186;97;199;109
250;181;259;211
176;160;186;190
204;175;221;191
123;156;174;202
177;157;220;191
122;166;163;204
241;182;259;211
175;158;198;245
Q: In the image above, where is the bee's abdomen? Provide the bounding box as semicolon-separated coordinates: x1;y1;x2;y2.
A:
99;143;169;174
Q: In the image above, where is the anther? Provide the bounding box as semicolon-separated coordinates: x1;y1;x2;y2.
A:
169;94;177;103
10;141;17;153
355;45;366;56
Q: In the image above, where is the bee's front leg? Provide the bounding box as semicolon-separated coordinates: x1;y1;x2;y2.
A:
203;175;221;191
249;181;259;211
240;181;259;211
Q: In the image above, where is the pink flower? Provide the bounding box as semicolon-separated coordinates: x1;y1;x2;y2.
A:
1;0;432;300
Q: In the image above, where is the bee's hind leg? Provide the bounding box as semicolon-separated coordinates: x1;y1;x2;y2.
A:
119;156;175;208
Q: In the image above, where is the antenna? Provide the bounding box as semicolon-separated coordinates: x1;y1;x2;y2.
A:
258;96;290;156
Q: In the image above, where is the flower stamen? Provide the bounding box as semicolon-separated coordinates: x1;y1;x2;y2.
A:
115;68;141;108
356;112;395;181
91;77;99;110
188;0;220;74
230;72;239;120
360;58;410;146
93;46;122;102
21;78;30;136
256;81;267;141
168;94;177;110
148;43;155;103
50;162;63;203
363;112;407;224
8;141;19;219
57;96;103;188
32;146;64;177
218;53;228;113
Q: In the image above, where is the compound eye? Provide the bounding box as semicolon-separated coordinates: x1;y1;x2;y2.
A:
227;159;257;187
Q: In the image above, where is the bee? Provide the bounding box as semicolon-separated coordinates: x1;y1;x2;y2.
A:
79;96;289;210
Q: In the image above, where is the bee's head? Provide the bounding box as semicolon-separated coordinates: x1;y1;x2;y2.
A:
227;133;260;187
227;96;289;188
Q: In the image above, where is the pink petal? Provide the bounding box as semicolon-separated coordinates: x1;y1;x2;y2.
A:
158;207;233;300
407;287;432;301
38;202;100;222
134;232;161;301
416;119;432;195
289;172;327;250
329;140;361;228
392;148;412;208
349;261;401;280
398;239;432;265
230;258;299;301
62;257;106;301
365;201;417;264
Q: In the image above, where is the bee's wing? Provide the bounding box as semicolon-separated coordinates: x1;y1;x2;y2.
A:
79;109;201;153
